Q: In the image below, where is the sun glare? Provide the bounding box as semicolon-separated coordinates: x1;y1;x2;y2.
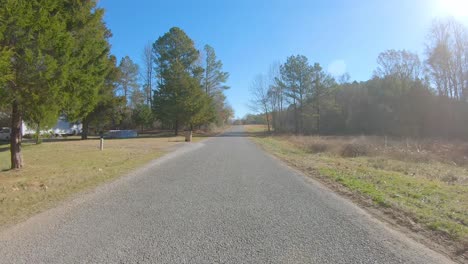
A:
439;0;468;18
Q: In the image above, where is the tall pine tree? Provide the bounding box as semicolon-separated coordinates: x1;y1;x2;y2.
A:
0;0;113;169
152;27;214;135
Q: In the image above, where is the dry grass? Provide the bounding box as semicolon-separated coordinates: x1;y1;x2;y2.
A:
284;135;468;185
0;135;194;229
245;127;468;260
242;124;270;133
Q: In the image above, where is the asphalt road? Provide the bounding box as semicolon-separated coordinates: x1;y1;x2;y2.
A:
0;126;453;263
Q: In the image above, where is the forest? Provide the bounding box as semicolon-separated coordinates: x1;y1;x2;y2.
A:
249;18;468;139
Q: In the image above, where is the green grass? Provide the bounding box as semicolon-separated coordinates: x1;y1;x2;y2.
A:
0;134;200;229
245;128;468;252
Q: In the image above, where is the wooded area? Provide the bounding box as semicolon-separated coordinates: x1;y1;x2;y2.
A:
0;1;232;169
249;18;468;139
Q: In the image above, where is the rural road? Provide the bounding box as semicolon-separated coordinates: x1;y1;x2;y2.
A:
0;126;453;263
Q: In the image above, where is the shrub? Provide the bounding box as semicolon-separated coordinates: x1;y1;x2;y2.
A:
340;143;369;157
307;142;329;153
368;158;387;170
441;173;459;184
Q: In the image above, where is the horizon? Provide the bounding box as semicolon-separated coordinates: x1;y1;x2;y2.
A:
98;0;468;118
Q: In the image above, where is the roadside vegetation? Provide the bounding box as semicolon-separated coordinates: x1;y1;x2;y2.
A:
0;2;232;170
242;17;468;261
246;125;467;260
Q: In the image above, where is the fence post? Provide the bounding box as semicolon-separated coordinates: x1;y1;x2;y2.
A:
100;137;104;151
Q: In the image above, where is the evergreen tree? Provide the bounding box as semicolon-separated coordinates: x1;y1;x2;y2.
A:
0;0;113;168
62;0;115;125
117;56;140;105
81;56;126;139
0;0;74;169
132;104;154;130
202;45;229;95
202;44;231;127
152;27;214;135
279;55;312;134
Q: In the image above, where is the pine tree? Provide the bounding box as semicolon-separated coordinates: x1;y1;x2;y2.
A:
0;0;113;168
152;27;215;135
202;45;229;96
0;0;74;168
62;0;115;125
117;56;140;105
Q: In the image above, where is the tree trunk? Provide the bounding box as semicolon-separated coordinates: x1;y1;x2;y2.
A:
185;124;193;142
35;122;41;144
279;96;283;132
317;103;321;135
299;95;303;134
174;119;179;136
265;111;271;133
10;101;23;169
81;118;89;140
293;99;298;135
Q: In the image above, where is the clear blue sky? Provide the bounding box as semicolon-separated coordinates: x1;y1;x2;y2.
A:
98;0;468;118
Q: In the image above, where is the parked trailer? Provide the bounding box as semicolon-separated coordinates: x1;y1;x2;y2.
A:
105;130;138;139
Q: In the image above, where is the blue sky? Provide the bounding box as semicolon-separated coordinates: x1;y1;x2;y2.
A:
98;0;468;118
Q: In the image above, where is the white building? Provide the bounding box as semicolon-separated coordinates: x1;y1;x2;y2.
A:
22;116;82;136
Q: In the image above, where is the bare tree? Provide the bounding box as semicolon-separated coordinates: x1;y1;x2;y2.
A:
374;49;422;80
425;18;468;100
142;43;154;107
267;62;284;132
249;74;272;132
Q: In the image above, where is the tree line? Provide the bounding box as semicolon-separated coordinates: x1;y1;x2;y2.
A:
0;1;231;169
249;18;468;139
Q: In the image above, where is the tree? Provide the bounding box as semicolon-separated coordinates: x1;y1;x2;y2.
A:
374;49;422;81
27;104;60;144
309;63;336;134
247;20;468;138
425;18;468;100
81;56;125;139
0;0;74;169
132;104;154;130
117;56;139;104
142;43;154;107
249;75;272;132
267;62;284;132
130;87;146;109
202;44;229;95
279;55;312;134
201;45;231;128
0;47;12;89
152;27;215;135
61;0;114;126
0;0;114;168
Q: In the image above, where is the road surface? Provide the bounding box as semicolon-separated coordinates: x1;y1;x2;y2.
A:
0;126;452;263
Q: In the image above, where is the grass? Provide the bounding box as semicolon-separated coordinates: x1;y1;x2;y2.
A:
245;125;468;258
0;133;202;229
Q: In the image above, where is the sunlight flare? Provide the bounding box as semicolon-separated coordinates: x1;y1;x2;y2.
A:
439;0;468;18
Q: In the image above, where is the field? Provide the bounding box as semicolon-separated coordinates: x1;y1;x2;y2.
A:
0;133;205;229
245;125;468;258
